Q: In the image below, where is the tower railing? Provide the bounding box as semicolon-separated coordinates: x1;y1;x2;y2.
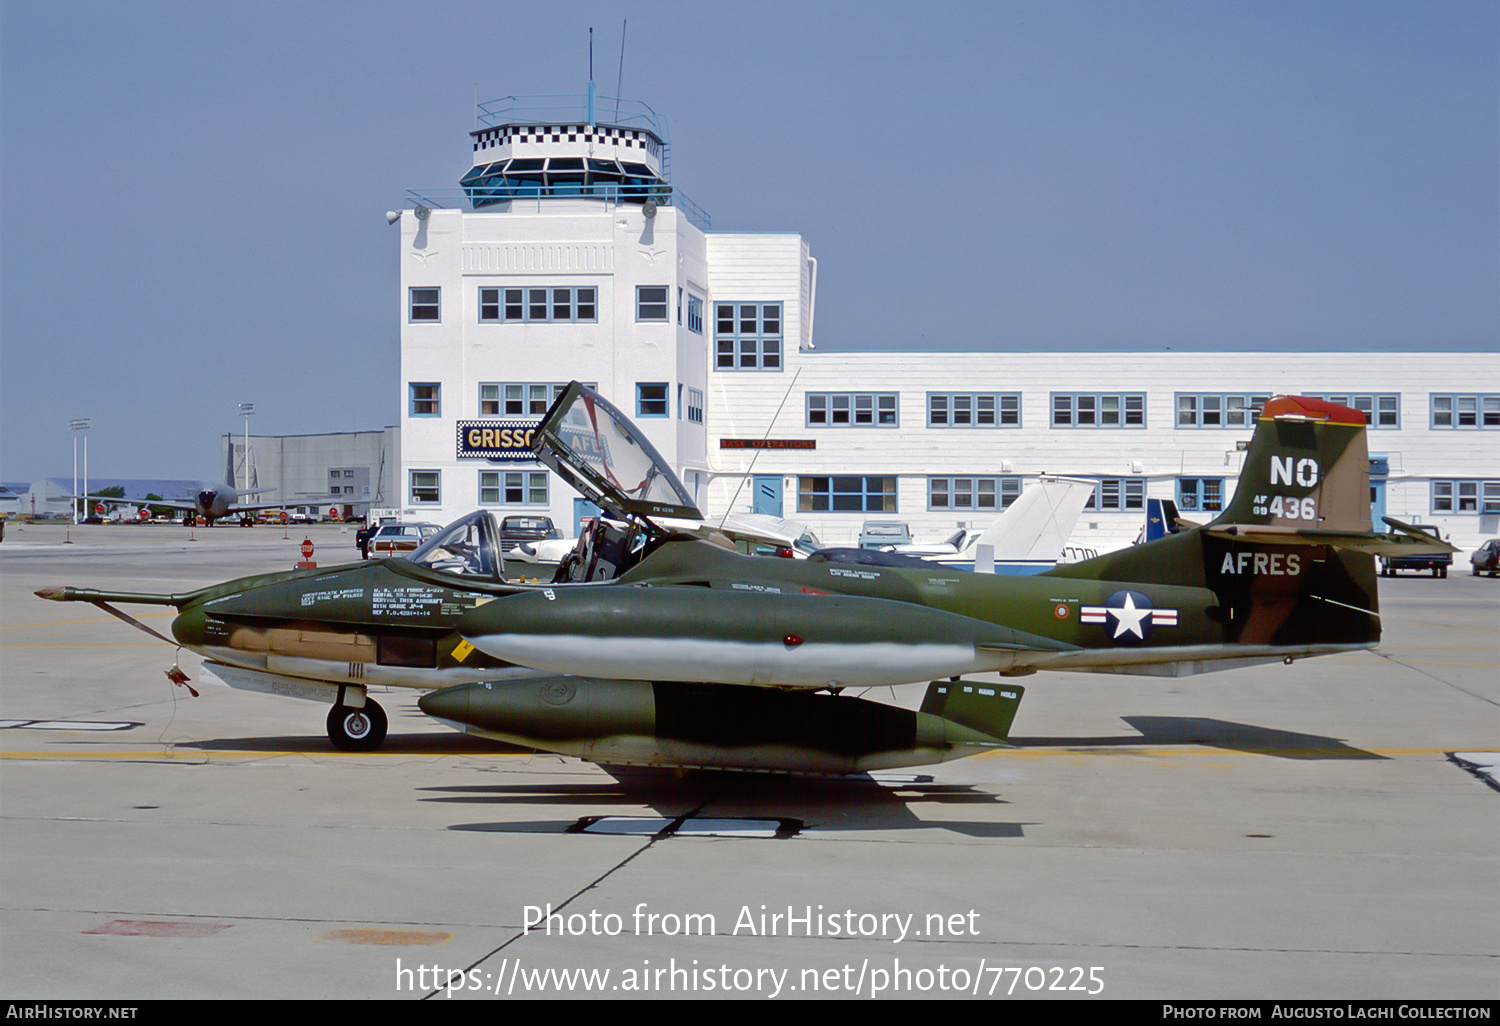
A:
476;92;667;139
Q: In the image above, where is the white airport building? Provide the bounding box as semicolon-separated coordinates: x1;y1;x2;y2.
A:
395;88;1500;554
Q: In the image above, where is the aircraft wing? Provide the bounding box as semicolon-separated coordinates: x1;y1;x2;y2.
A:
232;493;347;514
223;499;296;513
73;493;195;512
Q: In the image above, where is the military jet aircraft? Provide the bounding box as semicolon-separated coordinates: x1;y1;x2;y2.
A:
38;384;1454;772
73;482;294;526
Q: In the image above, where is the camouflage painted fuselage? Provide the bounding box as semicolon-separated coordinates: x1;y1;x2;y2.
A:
164;557;536;692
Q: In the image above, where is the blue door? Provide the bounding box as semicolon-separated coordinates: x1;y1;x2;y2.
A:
573;498;601;537
753;476;782;518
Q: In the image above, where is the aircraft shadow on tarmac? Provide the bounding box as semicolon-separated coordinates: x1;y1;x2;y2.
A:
177;733;1021;837
417;770;1027;839
176;716;1379;838
1013;716;1385;761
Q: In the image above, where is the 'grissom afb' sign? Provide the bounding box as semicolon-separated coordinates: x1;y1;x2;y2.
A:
455;421;539;461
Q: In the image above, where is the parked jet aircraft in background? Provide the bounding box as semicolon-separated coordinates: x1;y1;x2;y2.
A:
885;476;1095;573
76;482;293;526
38;384;1454;772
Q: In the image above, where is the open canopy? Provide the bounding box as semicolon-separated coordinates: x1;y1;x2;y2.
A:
532;382;702;522
407;510;506;581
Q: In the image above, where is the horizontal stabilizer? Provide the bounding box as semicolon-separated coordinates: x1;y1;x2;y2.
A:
920;680;1025;742
1205;518;1457;555
1379;517;1460;552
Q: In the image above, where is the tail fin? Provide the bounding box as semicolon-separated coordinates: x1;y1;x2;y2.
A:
1209;395;1372;536
1202;397;1454;557
975;476;1095;568
1145;497;1185;541
1047;395;1388;651
920;680;1025;741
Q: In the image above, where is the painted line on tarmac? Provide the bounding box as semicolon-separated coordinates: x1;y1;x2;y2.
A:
1;612;175;629
2;745;1492;761
317;928;453;946
0;643;168;649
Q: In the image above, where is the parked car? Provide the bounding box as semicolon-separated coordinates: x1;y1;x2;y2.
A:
356;509;401;557
858;520;911;549
499;515;562;553
365;522;440;559
1379;525;1453;577
1470;539;1500;577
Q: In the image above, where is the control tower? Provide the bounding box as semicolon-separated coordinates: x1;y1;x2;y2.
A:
456;84;702;223
390;83;706;229
396;85;804;531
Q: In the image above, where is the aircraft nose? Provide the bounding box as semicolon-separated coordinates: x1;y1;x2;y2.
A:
171;608;206;647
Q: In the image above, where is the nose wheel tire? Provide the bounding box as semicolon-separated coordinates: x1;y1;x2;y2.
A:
327;699;388;751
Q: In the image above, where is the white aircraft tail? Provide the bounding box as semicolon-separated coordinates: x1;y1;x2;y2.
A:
973;477;1095;572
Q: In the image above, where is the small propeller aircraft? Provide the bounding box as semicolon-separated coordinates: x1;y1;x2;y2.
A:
37;384;1454;773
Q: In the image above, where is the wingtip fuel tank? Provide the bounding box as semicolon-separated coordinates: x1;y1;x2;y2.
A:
419;677;1023;775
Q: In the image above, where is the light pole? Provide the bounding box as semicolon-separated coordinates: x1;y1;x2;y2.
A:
238;403;254;492
68;418;90;524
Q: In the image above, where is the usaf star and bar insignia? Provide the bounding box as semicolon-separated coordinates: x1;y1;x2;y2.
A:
1079;590;1178;644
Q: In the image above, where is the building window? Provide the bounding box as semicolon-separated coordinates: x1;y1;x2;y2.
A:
480;471;548;505
409;470;440;504
684;387;704;425
637;382;669;417
928;476;1021;511
1177;477;1225;513
806;392;898;427
408;383;440;417
480;382;576;416
1085;478;1146;511
1299;393;1400;428
715;302;782;370
1175;393;1269;428
1431;394;1500;428
409;287;440;322
483;286;597;323
927;393;1020;427
1432;479;1500;514
687;293;704;335
479;288;501;322
637;286;669;322
797;476;897;513
1053;393;1145;428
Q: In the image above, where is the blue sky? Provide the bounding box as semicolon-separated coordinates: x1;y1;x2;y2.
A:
2;1;1495;482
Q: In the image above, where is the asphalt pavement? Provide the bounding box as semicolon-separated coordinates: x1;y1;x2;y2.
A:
1;521;1495;999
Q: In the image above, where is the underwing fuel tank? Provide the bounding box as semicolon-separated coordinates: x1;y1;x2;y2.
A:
419;676;1025;774
458;587;1075;689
